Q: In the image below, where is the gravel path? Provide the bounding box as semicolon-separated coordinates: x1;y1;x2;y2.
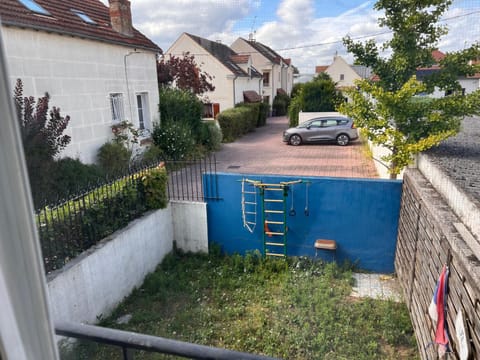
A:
426;116;480;202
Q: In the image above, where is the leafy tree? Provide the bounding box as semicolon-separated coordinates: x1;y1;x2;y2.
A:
13;79;71;206
157;52;215;95
287;74;343;126
340;0;480;178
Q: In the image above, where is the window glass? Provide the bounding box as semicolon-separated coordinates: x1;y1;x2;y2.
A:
136;93;150;130
322;119;338;127
71;9;96;24
18;0;50;15
110;93;124;123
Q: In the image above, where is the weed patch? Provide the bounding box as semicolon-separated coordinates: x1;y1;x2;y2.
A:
68;251;418;359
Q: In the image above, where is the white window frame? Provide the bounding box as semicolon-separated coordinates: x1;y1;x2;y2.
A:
136;92;150;131
109;93;125;123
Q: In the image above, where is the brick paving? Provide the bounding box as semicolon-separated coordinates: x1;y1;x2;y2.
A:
214;116;378;178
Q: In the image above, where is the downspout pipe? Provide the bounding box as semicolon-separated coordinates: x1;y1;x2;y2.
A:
233;75;238;107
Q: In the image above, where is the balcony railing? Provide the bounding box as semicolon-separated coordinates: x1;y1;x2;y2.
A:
55;321;279;360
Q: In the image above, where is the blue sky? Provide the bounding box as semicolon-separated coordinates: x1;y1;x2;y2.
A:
102;0;480;73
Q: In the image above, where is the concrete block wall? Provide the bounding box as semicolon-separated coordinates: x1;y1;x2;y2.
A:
47;201;208;326
395;170;480;359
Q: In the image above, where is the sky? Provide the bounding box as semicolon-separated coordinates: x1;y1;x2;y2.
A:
102;0;480;73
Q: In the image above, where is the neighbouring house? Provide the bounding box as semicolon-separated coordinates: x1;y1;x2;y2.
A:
231;37;294;107
316;55;372;91
165;33;263;119
0;0;162;163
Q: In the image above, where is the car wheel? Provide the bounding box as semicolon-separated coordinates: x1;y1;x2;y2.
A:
336;134;350;146
289;134;302;146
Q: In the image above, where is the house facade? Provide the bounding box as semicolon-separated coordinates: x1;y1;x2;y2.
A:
165;33;263;117
0;0;161;164
316;55;372;90
231;37;294;107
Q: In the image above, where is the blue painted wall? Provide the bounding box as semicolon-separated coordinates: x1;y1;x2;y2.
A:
204;173;402;273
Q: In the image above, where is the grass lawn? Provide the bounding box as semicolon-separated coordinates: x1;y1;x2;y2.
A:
67;249;418;359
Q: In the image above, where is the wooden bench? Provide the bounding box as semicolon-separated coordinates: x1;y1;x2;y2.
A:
314;239;337;261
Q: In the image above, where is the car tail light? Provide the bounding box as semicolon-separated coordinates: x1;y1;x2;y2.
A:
351;122;356;129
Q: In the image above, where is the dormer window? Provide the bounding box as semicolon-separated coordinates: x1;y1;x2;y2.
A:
17;0;50;16
71;9;96;25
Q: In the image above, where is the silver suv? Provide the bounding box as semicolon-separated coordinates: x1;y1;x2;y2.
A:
283;116;358;146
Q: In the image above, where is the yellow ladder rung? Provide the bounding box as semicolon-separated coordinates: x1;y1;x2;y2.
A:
265;231;285;236
266;242;285;246
265;220;284;225
265;210;284;214
266;253;285;257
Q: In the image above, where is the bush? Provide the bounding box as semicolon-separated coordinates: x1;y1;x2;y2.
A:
138;144;164;165
217;106;256;142
258;101;270;127
288;93;303;127
51;158;104;198
198;122;223;151
272;93;290;116
159;87;203;140
152;121;195;159
97;141;132;176
140;166;168;210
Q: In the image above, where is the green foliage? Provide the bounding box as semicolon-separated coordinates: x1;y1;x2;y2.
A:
198;122;223;151
217;106;257;142
272;93;291;116
78;252;417;359
50;158;104;198
287;76;343;128
13;78;71;207
290;83;303;99
288;90;303;127
302;77;343;112
152;121;195;159
139;145;164;165
140;166;168;210
159;87;203;139
341;0;480;177
97;141;132;176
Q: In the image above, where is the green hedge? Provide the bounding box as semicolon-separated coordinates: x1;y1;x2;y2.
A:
39;166;168;272
217;106;258;142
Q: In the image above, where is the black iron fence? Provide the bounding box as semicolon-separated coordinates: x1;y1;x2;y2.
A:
37;155;218;273
56;321;279;360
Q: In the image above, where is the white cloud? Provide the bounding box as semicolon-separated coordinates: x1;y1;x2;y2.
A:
99;0;480;74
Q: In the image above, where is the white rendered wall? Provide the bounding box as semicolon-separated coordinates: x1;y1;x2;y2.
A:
459;78;480;94
172;201;209;253
47;207;174;325
325;56;360;88
2;27;160;164
418;154;480;242
166;35;234;112
47;200;208;325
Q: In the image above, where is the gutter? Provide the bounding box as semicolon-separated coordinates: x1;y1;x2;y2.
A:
1;22;162;54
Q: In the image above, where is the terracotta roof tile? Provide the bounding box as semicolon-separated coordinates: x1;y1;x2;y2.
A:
230;54;249;64
315;65;328;73
432;49;446;63
0;0;161;52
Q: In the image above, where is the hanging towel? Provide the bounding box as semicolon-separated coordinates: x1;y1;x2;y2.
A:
428;265;450;356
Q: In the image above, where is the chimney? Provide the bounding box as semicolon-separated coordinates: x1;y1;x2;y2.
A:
109;0;133;37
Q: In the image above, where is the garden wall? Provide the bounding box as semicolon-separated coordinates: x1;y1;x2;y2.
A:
204;173;402;273
47;201;208;326
395;169;480;359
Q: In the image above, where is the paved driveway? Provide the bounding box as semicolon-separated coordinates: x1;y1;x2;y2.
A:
214;116;378;178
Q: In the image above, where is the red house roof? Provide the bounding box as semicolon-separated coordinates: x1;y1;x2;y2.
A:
315;65;328;73
0;0;161;52
432;50;446;63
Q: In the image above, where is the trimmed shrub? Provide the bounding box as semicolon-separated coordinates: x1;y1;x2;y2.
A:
51;158;104;198
272;93;290;116
97;141;132;176
258;101;270;127
217;106;256;142
288;94;303;127
152;121;195;159
140;166;168;210
139;144;164;165
198;122;223;151
159;87;203;140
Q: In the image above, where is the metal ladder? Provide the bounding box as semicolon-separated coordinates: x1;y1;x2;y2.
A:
241;179;258;233
260;183;290;258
